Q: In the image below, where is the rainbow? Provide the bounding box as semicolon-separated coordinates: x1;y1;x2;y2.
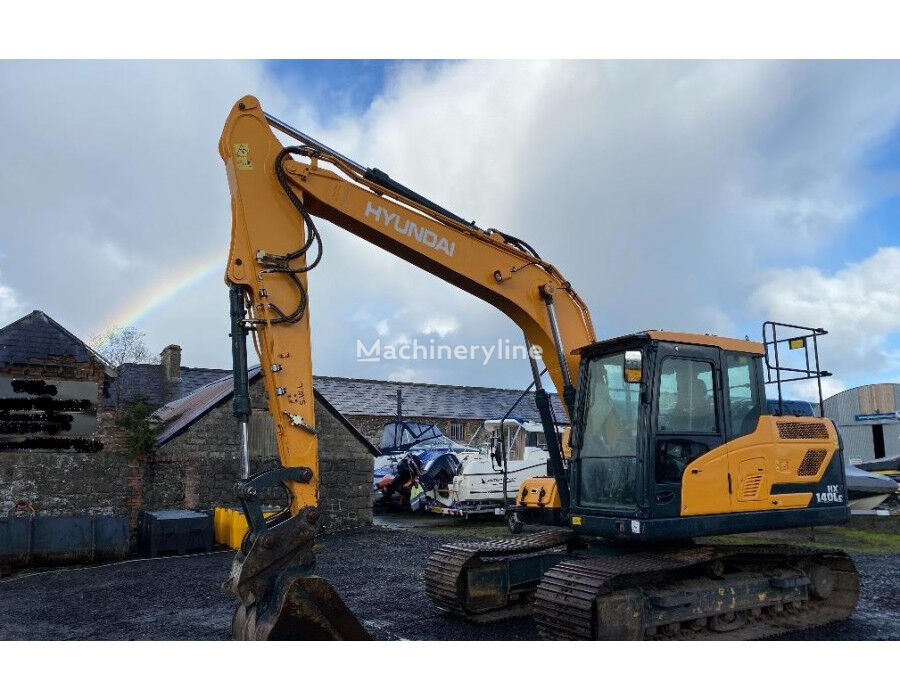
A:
91;249;225;342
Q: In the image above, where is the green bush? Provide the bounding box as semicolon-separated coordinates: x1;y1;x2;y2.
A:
116;396;158;460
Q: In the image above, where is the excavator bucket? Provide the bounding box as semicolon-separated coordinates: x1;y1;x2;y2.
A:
231;576;370;641
223;494;370;641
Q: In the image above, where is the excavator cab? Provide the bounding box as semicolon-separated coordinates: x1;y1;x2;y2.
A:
516;327;850;540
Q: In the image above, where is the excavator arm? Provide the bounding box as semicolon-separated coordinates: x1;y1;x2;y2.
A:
219;96;594;639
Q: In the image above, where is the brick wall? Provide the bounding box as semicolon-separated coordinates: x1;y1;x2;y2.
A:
0;358;106;384
315;400;375;530
147;397;243;514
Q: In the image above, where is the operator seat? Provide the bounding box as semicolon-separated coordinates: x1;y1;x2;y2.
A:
668;377;710;432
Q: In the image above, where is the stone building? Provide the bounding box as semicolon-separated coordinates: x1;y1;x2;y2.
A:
142;373;566;528
106;344;230;411
0;310;130;517
0;311;377;535
1;309;566;536
147;369;377;532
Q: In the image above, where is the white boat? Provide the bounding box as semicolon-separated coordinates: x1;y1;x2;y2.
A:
845;462;899;510
373;417;564;517
425;419;562;517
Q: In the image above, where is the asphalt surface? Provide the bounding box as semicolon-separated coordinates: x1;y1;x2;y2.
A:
0;523;897;641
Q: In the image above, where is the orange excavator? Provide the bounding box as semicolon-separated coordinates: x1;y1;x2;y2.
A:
220;95;858;640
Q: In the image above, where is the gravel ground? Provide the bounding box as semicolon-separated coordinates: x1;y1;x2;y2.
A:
0;522;897;641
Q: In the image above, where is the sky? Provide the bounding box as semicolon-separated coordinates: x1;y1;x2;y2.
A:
1;60;899;400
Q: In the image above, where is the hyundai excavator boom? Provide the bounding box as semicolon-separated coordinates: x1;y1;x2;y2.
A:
220;95;593;639
219;95;858;641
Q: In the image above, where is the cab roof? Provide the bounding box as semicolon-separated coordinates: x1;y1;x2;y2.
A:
573;330;764;356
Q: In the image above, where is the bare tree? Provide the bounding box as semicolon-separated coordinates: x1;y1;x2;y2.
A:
91;326;158;368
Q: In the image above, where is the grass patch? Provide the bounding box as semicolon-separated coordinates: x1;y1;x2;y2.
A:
707;526;900;555
374;512;900;554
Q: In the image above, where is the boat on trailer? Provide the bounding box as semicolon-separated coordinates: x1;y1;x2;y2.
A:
373;421;476;509
425;418;564;517
373;420;476;482
373;418;565;518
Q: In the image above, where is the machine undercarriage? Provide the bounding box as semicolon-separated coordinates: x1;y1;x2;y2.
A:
425;532;858;640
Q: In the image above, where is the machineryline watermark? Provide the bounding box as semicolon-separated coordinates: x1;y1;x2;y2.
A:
356;338;543;365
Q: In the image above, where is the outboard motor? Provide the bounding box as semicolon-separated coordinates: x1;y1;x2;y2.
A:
419;452;462;491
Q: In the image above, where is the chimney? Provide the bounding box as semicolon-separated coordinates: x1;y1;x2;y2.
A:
160;344;182;381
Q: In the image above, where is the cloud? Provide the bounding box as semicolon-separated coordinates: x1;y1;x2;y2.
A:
387;367;427;383
418;315;459;337
787;376;848;404
293;60;900;388
0;274;24;326
97;240;135;270
2;60;900;395
751;246;900;395
0;60;291;366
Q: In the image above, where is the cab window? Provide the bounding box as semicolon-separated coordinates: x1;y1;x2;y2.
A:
657;357;716;433
725;352;761;438
575;352;640;509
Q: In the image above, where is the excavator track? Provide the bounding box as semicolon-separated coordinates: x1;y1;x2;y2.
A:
424;530;576;621
533;544;859;640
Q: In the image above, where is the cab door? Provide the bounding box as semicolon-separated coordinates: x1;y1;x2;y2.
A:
721;351;767;509
650;344;725;518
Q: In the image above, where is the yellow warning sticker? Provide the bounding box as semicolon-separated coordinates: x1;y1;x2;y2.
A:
234;143;252;170
572;516;582;526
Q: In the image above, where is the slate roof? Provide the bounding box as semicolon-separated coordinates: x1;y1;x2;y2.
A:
105;363;231;408
0;310;108;369
151;368;260;445
151;367;379;455
0;310;567;430
314;375;568;424
143;371;567;425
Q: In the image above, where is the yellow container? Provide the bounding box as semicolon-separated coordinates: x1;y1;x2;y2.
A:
213;507;230;545
226;509;249;550
213;506;280;550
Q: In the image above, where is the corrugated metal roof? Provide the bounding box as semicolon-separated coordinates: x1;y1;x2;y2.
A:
823;383;900;425
823;383;900;463
151;367;262;444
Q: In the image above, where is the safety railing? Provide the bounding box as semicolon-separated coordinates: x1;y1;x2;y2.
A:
762;321;831;418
